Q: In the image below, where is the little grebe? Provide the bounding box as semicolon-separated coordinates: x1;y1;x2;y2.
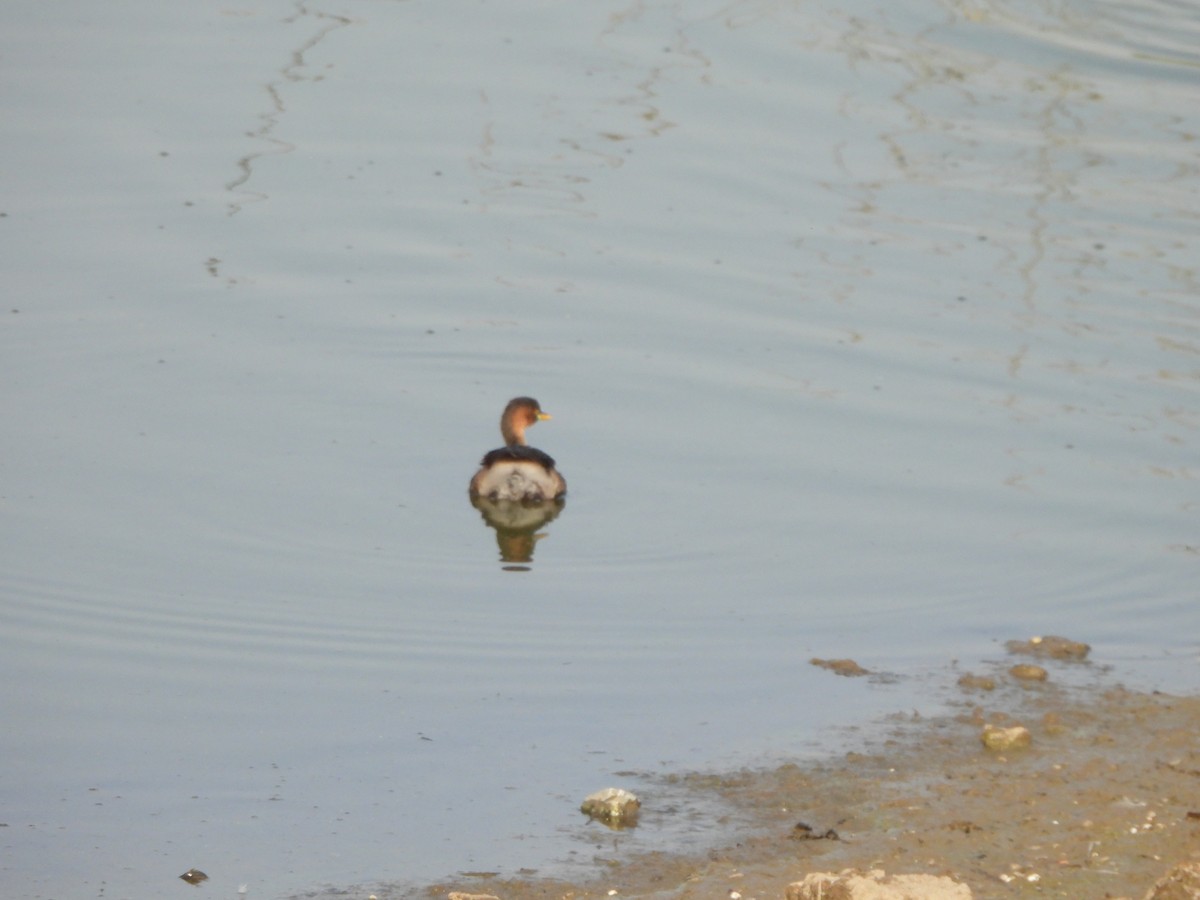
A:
469;397;567;502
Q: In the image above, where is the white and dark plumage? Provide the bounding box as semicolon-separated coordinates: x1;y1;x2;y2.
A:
468;397;567;502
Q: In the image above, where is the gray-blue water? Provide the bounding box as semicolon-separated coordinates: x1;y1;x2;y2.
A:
2;0;1198;897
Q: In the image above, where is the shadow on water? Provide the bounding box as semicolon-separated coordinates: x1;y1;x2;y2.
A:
470;496;566;571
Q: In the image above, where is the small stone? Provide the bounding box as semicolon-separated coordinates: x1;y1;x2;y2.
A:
810;658;869;677
1004;635;1090;660
791;820;839;841
447;893;500;900
957;673;996;691
581;787;640;828
1009;664;1048;682
981;723;1032;752
179;869;208;885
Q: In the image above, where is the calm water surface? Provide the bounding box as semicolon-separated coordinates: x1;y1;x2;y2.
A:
2;0;1197;897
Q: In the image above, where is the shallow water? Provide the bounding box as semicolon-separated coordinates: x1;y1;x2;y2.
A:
2;0;1198;897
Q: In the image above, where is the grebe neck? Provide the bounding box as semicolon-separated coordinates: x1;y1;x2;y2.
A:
500;419;527;446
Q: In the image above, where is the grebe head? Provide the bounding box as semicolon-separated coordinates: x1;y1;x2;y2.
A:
500;396;551;447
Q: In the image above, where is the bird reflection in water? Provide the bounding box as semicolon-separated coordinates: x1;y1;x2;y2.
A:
470;495;565;570
468;397;567;569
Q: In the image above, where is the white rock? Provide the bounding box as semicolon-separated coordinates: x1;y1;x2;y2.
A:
580;787;640;827
787;868;972;899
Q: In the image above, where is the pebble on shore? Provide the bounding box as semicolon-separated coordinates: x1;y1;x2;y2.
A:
581;787;640;828
980;723;1032;752
1009;664;1048;681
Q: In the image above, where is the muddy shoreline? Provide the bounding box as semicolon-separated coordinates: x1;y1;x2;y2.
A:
345;644;1200;900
